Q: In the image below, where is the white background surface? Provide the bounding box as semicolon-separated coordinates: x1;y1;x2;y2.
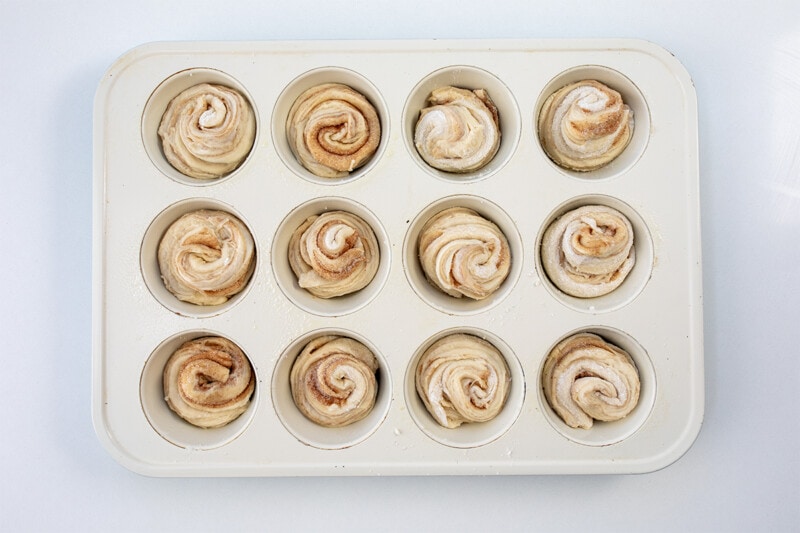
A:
2;1;798;531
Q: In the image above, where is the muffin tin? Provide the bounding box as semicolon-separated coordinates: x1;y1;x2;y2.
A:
92;39;703;476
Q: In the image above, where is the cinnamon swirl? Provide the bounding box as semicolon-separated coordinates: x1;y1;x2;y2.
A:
158;209;255;306
286;83;381;178
158;83;255;179
163;337;255;428
288;210;380;298
416;333;510;428
414;86;500;173
542;332;640;429
418;207;510;300
538;80;633;171
290;335;379;428
541;204;635;298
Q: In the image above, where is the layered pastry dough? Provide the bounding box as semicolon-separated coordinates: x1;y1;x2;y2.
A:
414;86;501;173
158;83;256;179
158;209;256;305
538;80;633;171
418;207;511;300
288;210;380;298
163;337;255;428
542;332;640;429
541;205;635;298
290;335;379;428
286;83;381;178
416;333;510;429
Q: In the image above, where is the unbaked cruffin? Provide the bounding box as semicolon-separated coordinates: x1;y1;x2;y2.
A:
414;86;501;173
538;79;633;171
542;332;640;429
288;210;380;299
158;83;255;179
416;333;511;429
418;207;511;300
157;209;256;306
290;335;379;428
286;83;381;178
163;336;255;428
541;204;635;298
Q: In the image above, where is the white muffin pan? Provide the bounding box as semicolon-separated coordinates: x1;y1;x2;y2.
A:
92;39;703;476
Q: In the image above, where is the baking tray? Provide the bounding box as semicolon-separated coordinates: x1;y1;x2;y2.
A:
92;39;703;476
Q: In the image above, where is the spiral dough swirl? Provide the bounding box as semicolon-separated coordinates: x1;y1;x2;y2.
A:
158;83;256;179
542;333;640;429
414;86;501;173
163;337;255;428
541;205;635;298
290;336;379;428
538;80;633;171
418;207;511;300
286;83;381;178
416;334;511;428
288;210;380;299
158;209;256;306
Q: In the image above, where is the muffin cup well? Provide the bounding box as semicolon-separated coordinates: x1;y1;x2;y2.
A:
142;68;259;186
403;65;520;183
271;329;391;450
272;67;389;185
537;326;656;447
140;198;258;318
405;328;525;448
403;195;523;315
140;330;259;450
535;194;654;313
535;65;650;180
272;197;390;317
